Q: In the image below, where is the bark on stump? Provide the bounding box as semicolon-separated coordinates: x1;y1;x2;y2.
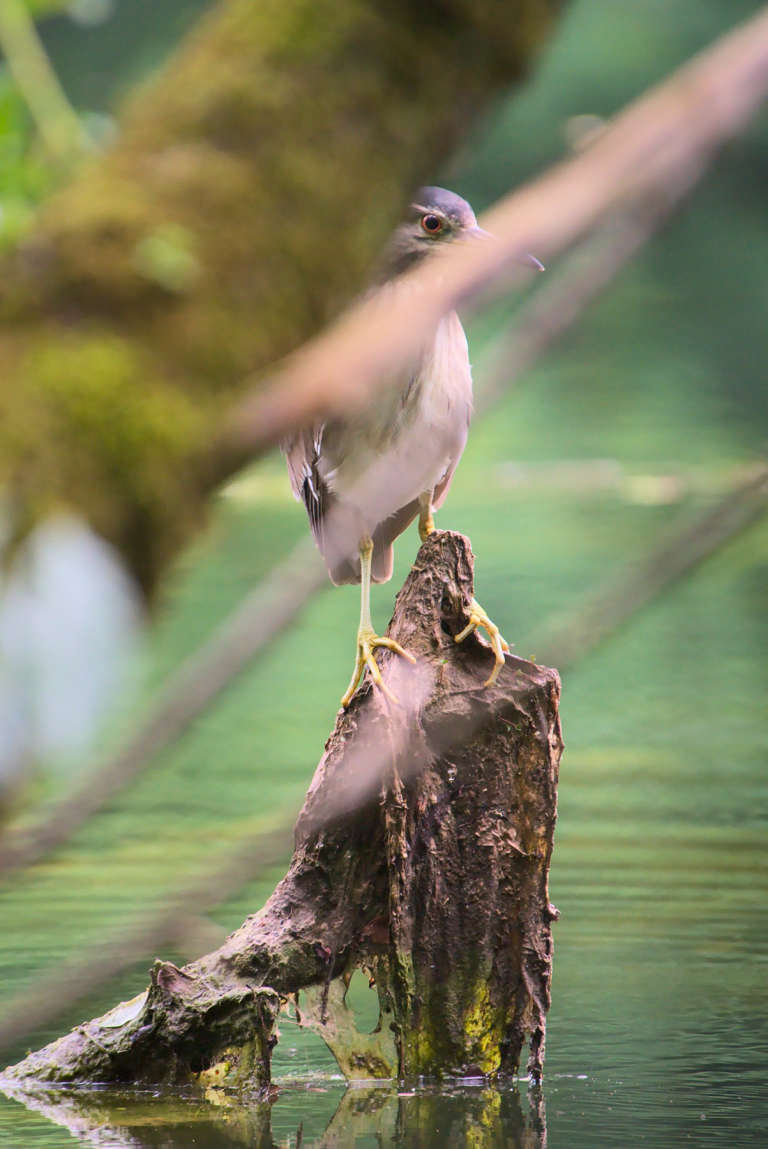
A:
1;531;561;1091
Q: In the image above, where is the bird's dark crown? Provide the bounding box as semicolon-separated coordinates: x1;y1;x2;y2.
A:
378;185;479;279
412;186;478;230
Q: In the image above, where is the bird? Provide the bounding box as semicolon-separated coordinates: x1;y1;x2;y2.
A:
284;186;538;707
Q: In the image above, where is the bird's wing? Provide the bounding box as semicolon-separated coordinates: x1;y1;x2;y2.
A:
283;425;329;541
433;403;471;508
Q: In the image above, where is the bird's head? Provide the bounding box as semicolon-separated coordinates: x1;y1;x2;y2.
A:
380;186;485;278
379;185;543;280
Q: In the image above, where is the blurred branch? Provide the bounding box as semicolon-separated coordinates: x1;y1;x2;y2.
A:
0;0;87;164
0;822;293;1064
215;4;768;469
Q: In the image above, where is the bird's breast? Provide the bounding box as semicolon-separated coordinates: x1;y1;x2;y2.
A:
317;312;472;526
413;311;473;431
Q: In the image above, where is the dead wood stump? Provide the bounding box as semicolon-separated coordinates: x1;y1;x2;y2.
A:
1;531;561;1092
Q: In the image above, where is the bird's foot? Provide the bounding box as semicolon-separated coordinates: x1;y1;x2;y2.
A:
341;625;417;708
418;511;435;542
454;598;510;687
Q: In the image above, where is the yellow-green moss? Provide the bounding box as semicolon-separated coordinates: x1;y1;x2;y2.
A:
196;1040;264;1091
383;950;509;1077
27;333;203;469
460;980;504;1076
132;223;201;294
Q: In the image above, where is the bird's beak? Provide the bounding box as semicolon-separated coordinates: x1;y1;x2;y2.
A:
516;251;545;272
466;225;495;242
466;225;545;271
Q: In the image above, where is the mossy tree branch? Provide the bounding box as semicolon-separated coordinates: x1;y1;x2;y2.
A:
0;0;561;595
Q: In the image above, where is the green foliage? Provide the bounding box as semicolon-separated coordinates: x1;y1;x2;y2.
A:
0;69;55;246
20;0;70;17
0;0;212;245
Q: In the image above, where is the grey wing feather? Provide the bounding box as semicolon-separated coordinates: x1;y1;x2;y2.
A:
284;426;330;541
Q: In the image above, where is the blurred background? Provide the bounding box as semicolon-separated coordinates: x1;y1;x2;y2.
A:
0;1;767;1146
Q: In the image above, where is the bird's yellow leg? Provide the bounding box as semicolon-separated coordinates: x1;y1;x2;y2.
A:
418;491;435;541
418;491;508;686
341;537;416;708
454;598;511;687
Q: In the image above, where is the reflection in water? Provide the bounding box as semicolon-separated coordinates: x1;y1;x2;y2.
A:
0;1082;275;1148
319;1083;546;1148
0;1079;547;1148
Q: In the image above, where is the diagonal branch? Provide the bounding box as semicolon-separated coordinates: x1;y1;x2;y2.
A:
215;5;768;473
528;463;768;670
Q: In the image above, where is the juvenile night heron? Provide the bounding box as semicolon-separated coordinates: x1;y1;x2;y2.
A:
285;187;536;707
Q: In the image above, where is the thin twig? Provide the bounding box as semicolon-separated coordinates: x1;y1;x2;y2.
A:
0;0;88;165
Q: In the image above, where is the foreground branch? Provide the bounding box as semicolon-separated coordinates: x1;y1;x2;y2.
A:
218;6;768;467
1;532;561;1089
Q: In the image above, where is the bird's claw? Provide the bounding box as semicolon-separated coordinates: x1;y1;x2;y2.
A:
341;628;417;708
454;598;510;687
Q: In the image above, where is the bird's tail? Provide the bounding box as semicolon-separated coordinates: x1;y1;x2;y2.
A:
328;541;393;586
371;543;394;584
328;556;359;585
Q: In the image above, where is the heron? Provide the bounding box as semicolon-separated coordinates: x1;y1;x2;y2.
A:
285;186;539;707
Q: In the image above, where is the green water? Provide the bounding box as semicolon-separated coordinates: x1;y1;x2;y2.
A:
1;419;766;1144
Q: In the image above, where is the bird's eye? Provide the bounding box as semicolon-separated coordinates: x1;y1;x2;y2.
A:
421;213;443;235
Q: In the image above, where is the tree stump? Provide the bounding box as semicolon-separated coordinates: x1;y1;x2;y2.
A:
1;531;561;1091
